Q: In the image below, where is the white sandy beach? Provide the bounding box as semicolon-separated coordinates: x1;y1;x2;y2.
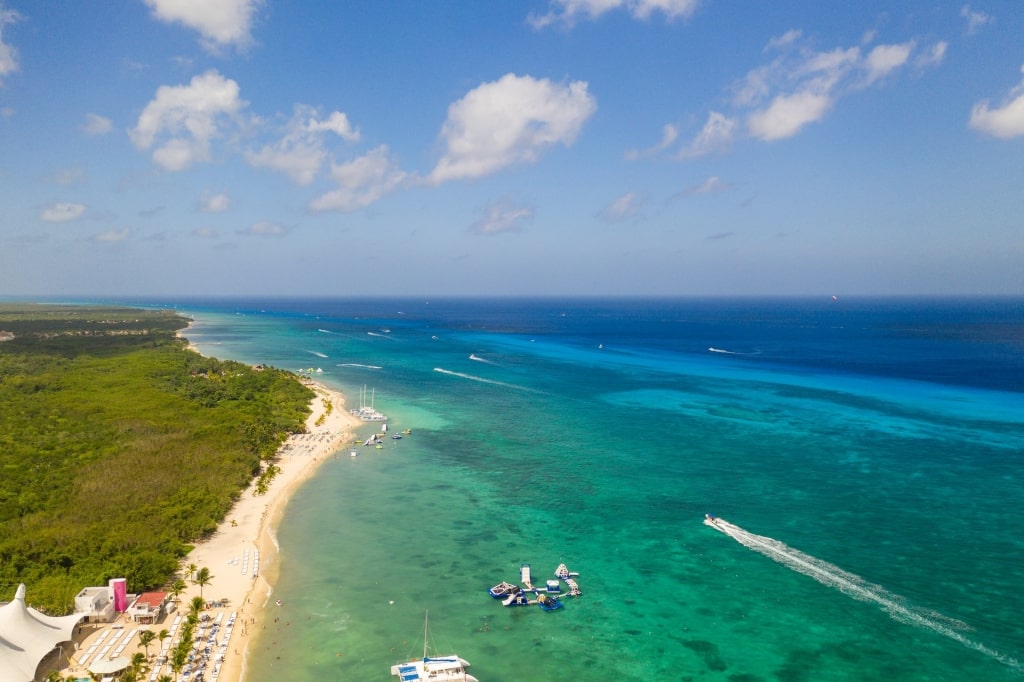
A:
59;381;362;682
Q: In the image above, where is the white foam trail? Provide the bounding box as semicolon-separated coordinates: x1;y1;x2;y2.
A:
337;363;382;370
469;353;495;364
433;367;537;392
307;350;328;358
704;517;1021;672
366;331;394;339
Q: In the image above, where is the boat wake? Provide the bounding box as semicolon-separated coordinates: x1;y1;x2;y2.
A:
307;350;328;358
708;347;757;355
338;363;382;370
367;331;394;339
433;368;537;392
469;353;495;364
704;516;1021;672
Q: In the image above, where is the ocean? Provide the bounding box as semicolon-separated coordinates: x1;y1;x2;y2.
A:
170;297;1024;682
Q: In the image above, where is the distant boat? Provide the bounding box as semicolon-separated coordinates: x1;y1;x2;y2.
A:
351;385;388;421
390;612;478;682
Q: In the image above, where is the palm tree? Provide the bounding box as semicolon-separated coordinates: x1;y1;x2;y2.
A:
189;595;205;622
137;629;156;659
187;563;197;581
158;676;173;682
169;579;187;608
169;646;188;682
192;566;213;600
157;628;170;649
131;651;148;676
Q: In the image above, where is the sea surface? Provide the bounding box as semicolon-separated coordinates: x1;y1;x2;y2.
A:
164;297;1023;682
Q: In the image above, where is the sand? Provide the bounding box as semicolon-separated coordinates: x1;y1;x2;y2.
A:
58;380;362;682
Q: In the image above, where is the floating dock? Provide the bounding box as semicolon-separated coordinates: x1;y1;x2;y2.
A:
488;563;582;610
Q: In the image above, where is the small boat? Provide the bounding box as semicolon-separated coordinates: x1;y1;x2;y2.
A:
487;581;518;599
390;612;478;682
392;434;403;439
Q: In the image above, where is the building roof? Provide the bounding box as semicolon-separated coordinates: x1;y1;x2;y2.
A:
131;592;167;610
0;584;84;682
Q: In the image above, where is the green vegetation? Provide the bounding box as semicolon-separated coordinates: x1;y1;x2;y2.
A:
0;303;314;614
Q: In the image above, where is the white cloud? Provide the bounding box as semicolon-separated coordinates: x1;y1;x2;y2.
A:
200;192;230;213
246;104;360;185
528;0;699;29
428;73;596;184
681;176;732;196
80;113;113;136
748;90;832;141
471;200;534;235
625;123;678;160
862;42;914;86
129;70;247;171
0;6;21;84
961;5;994;36
91;228;129;243
600;191;643;222
766;29;802;51
40;202;86;222
918;41;947;68
679;111;735;158
239;220;287;236
310;145;407;212
969;65;1024;138
144;0;261;51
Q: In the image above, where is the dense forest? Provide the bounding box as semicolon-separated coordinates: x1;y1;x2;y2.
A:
0;304;314;614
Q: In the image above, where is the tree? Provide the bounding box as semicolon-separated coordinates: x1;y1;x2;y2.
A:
192;566;213;600
187;563;197;581
189;595;204;621
157;628;170;648
137;629;156;659
169;579;187;607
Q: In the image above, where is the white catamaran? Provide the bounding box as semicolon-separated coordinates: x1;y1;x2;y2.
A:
390;612;479;682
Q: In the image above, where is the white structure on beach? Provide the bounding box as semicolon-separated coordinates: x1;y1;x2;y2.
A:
0;584;84;682
73;578;129;623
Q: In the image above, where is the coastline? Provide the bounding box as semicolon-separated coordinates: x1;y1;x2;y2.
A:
59;331;361;682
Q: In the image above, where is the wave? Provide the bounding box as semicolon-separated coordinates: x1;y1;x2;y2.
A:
337;363;382;370
704;516;1021;672
307;350;328;358
433;368;537;393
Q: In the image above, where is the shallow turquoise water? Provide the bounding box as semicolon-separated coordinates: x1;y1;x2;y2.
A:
175;298;1024;681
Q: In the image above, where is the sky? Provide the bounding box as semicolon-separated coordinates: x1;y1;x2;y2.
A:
0;0;1022;297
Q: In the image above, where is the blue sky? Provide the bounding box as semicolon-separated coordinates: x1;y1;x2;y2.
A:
0;1;1021;297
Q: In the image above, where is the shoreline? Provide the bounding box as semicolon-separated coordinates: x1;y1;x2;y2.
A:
59;331;362;682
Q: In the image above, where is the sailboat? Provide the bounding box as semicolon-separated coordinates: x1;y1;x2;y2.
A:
390;612;479;682
350;384;387;421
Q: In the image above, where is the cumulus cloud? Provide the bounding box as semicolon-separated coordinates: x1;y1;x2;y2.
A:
80;113;113;136
40;202;86;222
239;220;287;236
599;191;643;222
246;104;360;185
748;91;832;141
739;31;927;141
969;65;1024;138
471;199;534;235
129;70;247;171
961;5;993;36
528;0;699;29
310;145;407;212
144;0;261;51
0;5;21;84
91;228;129;243
428;73;596;184
918;41;947;68
200;192;230;213
862;42;914;87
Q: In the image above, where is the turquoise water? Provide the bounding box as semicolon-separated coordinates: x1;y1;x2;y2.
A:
173;297;1024;681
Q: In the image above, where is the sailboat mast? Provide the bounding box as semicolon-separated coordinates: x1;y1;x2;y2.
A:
423;610;429;660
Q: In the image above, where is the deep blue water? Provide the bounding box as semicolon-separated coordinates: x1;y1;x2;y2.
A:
161;297;1023;681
